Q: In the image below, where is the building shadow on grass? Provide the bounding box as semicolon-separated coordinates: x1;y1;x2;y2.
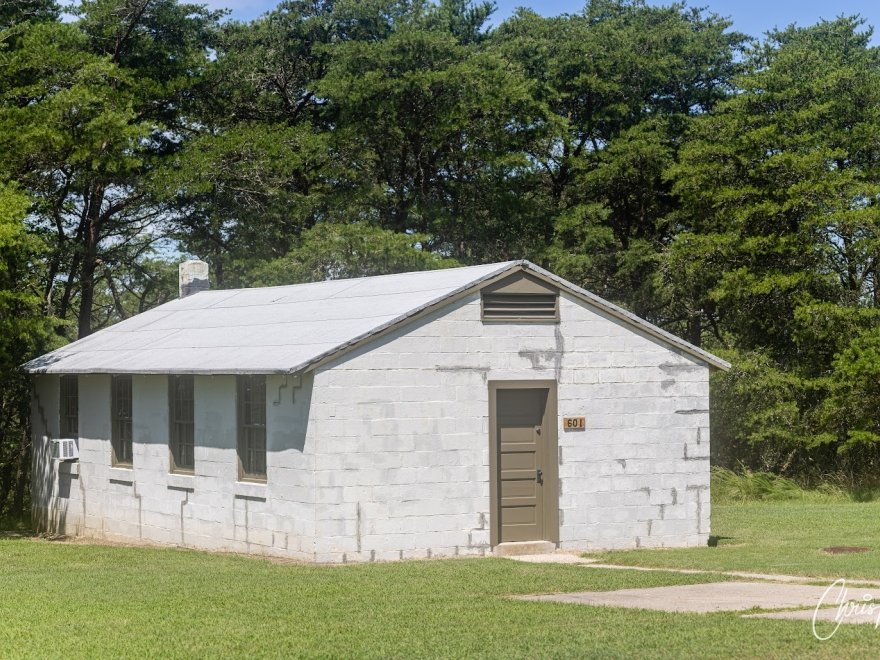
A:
708;535;734;547
0;511;36;537
0;524;36;538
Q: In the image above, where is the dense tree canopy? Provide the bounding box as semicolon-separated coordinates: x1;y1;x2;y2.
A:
671;17;880;474
0;183;54;518
2;0;880;518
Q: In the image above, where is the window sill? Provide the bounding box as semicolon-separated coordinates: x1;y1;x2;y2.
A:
108;466;134;486
233;480;267;500
167;473;196;491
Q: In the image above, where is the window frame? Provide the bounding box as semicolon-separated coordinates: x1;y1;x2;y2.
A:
60;375;79;439
236;375;267;482
168;375;195;474
111;375;133;468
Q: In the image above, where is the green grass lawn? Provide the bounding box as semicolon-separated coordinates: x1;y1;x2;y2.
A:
591;501;880;581
1;529;878;658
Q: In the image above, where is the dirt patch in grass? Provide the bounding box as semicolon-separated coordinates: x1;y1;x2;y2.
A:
822;546;870;555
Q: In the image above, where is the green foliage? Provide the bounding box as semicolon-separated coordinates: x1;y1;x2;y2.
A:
670;17;880;472
0;184;55;519
823;329;880;449
0;185;54;357
317;1;548;261
89;256;179;327
249;223;458;286
200;0;336;125
158;122;337;286
670;18;880;359
710;351;817;472
0;0;221;512
710;466;829;503
0;0;57;33
7;0;880;504
1;0;222;337
499;1;746;323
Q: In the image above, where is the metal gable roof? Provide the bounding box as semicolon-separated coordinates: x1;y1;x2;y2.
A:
23;260;730;375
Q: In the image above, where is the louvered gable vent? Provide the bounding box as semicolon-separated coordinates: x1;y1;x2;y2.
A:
481;272;559;322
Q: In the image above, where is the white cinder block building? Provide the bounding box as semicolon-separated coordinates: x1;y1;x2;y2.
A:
26;260;728;562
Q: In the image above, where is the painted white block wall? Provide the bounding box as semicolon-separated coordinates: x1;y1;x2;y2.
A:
31;290;710;562
32;373;317;560
309;291;710;562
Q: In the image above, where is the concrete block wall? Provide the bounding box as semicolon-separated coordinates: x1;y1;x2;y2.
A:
311;291;710;562
31;372;317;560
32;375;62;532
32;287;711;563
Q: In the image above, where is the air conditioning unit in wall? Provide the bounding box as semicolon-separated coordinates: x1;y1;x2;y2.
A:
51;438;79;461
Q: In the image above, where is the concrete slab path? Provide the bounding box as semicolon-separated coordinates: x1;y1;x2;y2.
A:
521;581;877;613
576;562;824;587
508;553;597;565
508;554;880;587
509;554;880;624
748;607;880;625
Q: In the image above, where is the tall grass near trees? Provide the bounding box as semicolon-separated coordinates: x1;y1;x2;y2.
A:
711;466;880;503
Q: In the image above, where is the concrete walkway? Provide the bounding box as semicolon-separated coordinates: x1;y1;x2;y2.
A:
581;562;880;587
507;553;880;588
520;581;877;614
748;607;880;625
507;552;597;565
509;554;880;624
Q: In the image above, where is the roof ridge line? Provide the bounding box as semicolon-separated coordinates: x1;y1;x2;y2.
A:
196;261;520;296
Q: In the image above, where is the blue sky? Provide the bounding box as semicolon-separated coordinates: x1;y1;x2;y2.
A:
203;0;880;42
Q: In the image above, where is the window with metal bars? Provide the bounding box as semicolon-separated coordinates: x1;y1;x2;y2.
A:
169;375;195;473
237;375;266;481
111;375;133;467
60;375;78;439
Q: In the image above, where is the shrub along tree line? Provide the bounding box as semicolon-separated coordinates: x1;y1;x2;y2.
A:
1;0;879;519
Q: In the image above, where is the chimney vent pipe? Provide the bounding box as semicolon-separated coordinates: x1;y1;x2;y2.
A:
179;259;209;298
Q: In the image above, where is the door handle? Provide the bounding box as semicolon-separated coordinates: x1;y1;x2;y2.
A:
536;468;543;484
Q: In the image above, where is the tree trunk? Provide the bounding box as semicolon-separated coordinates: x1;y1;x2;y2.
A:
874;263;880;308
57;251;80;325
77;249;97;338
105;267;127;320
77;186;105;338
687;310;702;347
0;389;13;517
0;458;11;518
10;429;30;520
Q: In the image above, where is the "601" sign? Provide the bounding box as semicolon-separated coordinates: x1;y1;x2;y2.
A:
562;416;586;430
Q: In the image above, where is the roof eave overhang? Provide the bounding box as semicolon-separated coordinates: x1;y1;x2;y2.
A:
23;260;730;375
518;262;731;371
298;260;730;374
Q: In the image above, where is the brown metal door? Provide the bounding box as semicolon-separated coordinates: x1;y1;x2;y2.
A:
496;388;549;543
